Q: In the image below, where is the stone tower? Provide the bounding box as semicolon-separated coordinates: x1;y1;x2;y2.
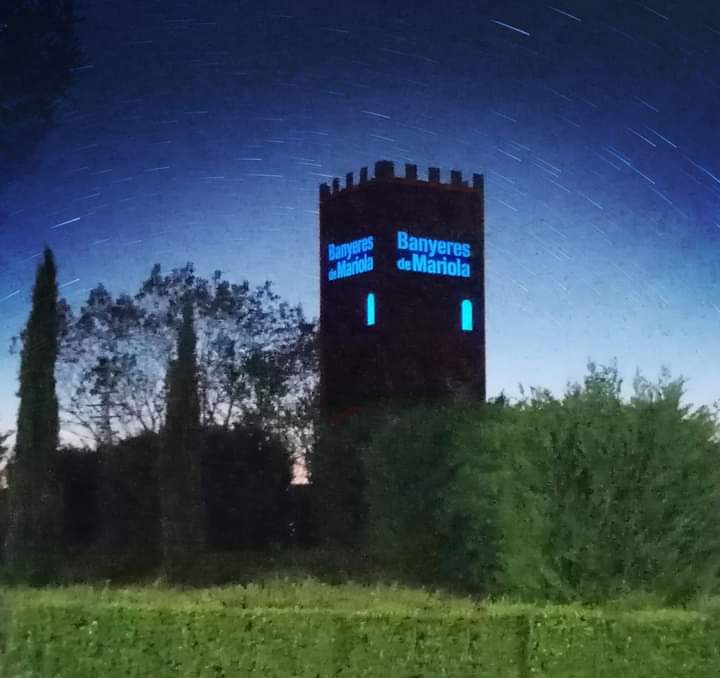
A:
319;160;485;416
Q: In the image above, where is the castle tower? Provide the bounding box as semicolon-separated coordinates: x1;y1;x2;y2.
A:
319;160;485;416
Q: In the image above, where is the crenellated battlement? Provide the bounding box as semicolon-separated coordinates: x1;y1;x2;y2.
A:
319;160;484;201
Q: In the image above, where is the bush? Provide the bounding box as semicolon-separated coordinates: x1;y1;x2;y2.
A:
0;487;7;562
3;585;720;677
497;364;720;603
48;425;293;574
527;606;720;677
202;425;293;549
362;401;503;593
287;483;314;546
308;413;374;546
57;447;99;548
97;432;161;569
3;601;521;677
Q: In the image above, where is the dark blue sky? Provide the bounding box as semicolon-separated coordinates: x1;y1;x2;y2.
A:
1;0;719;433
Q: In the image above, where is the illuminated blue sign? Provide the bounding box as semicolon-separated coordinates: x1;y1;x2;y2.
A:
327;236;374;281
396;230;471;278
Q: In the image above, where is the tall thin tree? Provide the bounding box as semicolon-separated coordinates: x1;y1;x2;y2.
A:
159;296;204;580
4;247;61;583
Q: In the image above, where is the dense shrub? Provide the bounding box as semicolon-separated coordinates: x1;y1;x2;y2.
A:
202;425;293;548
0;487;7;561
497;365;720;603
344;364;720;603
97;432;161;567
57;448;99;548
308;413;375;546
525;605;720;677
3;585;720;677
88;426;294;560
287;483;314;546
362;401;503;593
19;424;296;572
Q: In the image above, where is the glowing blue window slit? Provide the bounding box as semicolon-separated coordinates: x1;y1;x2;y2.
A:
461;299;472;331
366;293;376;326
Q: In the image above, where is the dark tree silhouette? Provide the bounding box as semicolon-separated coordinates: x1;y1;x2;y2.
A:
56;264;317;450
4;248;61;583
159;297;205;580
0;0;81;173
202;425;292;549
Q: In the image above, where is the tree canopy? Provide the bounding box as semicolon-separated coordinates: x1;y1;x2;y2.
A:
54;263;317;457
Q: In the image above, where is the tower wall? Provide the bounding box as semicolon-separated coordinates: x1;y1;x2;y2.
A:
319;160;485;416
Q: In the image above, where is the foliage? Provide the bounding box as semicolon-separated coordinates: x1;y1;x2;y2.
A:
0;0;81;173
526;605;720;677
308;412;375;546
202;425;293;549
625;371;720;600
3;583;720;677
0;488;6;562
57;446;98;548
75;424;294;561
332;366;719;603
10;427;296;579
159;298;205;580
56;264;317;453
57;286;154;445
4;248;61;584
93;433;161;574
362;401;503;593
496;363;720;604
9;443;107;569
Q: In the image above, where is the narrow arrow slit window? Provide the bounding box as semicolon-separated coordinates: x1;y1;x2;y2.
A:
367;293;376;326
461;299;473;331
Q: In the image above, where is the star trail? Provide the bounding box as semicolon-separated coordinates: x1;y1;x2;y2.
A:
1;0;719;434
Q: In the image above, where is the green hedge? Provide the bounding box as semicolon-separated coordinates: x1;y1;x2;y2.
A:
2;587;719;677
3;603;522;677
527;607;720;677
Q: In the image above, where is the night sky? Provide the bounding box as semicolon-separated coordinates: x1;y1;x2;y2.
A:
1;0;719;434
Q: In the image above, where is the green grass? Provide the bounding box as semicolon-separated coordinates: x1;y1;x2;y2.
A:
3;578;714;616
6;542;720;616
56;546;390;586
1;578;514;620
43;546;720;616
3;576;720;677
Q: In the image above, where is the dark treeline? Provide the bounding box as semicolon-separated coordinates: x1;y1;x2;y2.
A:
0;430;312;580
47;261;317;446
54;426;307;560
1;249;719;604
0;251;316;583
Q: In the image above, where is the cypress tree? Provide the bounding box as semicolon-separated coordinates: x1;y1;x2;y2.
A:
159;296;204;580
4;247;61;583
